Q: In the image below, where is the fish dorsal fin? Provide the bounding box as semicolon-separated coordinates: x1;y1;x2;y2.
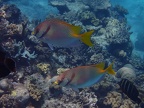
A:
92;62;105;70
51;19;82;36
70;25;81;34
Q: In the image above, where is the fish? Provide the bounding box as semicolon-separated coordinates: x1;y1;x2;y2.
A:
54;62;115;91
118;79;142;105
32;19;94;49
0;48;16;78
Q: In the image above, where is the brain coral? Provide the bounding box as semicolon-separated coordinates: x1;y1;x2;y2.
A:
104;17;130;44
11;84;30;105
93;17;130;46
116;64;136;82
103;91;138;108
0;94;18;108
28;84;42;101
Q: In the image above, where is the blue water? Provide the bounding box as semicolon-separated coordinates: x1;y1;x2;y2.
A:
6;0;59;21
110;0;144;59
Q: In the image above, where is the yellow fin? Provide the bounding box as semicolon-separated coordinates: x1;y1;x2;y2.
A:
105;62;116;75
70;25;81;34
51;19;81;34
54;81;58;85
95;62;105;70
80;30;94;46
31;31;35;35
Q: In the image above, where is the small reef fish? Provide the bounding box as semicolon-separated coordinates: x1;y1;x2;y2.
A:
118;79;142;105
0;48;16;78
32;19;94;49
54;62;115;91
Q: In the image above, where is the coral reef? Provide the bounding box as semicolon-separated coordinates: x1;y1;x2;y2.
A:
95;17;131;44
0;94;18;108
0;4;23;37
42;89;98;108
0;0;143;108
129;53;144;70
0;79;11;90
27;84;42;101
116;64;136;82
0;4;22;23
57;68;69;75
82;0;111;11
23;73;47;102
103;91;139;108
49;0;89;14
36;63;50;73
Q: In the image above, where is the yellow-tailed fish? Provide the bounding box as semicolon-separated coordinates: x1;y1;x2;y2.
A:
32;19;94;49
54;62;116;91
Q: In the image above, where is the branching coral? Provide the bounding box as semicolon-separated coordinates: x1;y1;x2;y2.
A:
90;53;104;63
103;91;138;108
93;17;130;47
0;94;18;108
0;4;23;37
0;4;21;23
42;99;82;108
6;23;23;36
24;73;51;101
42;88;98;108
36;63;50;73
129;53;144;69
103;91;122;108
57;68;69;75
2;39;37;60
104;17;130;44
79;90;98;107
28;84;42;101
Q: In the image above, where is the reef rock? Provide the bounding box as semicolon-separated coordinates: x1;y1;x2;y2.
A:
0;79;10;90
116;64;136;82
12;83;30;105
49;0;89;14
82;0;111;11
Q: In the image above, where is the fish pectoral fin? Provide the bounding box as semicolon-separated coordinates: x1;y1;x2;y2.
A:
65;73;75;86
47;43;54;50
80;30;94;46
72;88;79;92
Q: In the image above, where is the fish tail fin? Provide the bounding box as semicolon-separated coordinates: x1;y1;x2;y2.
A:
80;30;94;46
105;62;116;75
136;98;142;105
